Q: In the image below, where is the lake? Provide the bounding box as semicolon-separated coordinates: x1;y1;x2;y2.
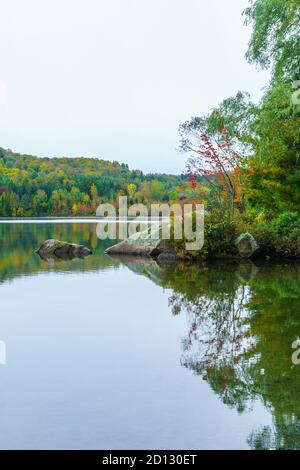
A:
0;221;300;450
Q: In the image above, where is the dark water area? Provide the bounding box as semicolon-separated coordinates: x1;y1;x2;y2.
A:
0;222;300;449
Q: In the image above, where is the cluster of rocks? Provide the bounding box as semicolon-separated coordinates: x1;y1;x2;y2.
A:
105;226;259;261
36;231;259;265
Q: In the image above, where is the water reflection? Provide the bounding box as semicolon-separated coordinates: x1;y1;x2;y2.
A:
36;251;93;265
1;222;300;449
108;257;300;449
0;222;115;283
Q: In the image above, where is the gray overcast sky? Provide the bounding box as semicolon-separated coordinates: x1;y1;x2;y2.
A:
0;0;269;174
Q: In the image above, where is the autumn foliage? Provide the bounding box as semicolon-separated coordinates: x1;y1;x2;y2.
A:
181;123;247;216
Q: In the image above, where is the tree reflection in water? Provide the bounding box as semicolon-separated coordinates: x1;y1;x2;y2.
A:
164;260;300;450
1;222;300;449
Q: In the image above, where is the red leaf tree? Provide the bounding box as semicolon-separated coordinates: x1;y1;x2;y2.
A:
180;121;245;217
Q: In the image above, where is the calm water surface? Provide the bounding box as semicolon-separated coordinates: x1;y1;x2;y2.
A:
0;222;300;450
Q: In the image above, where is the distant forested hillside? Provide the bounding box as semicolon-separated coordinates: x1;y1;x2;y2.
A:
0;148;185;216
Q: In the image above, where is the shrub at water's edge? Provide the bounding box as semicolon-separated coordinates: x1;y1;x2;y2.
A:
169;210;300;260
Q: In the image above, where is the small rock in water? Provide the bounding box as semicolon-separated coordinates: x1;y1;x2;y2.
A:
36;239;92;259
235;233;259;258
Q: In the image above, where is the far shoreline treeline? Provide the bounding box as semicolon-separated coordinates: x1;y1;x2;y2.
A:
0;0;299;261
0;147;189;217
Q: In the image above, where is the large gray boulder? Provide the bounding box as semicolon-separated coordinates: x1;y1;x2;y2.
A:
105;224;175;257
235;233;259;258
36;239;92;259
